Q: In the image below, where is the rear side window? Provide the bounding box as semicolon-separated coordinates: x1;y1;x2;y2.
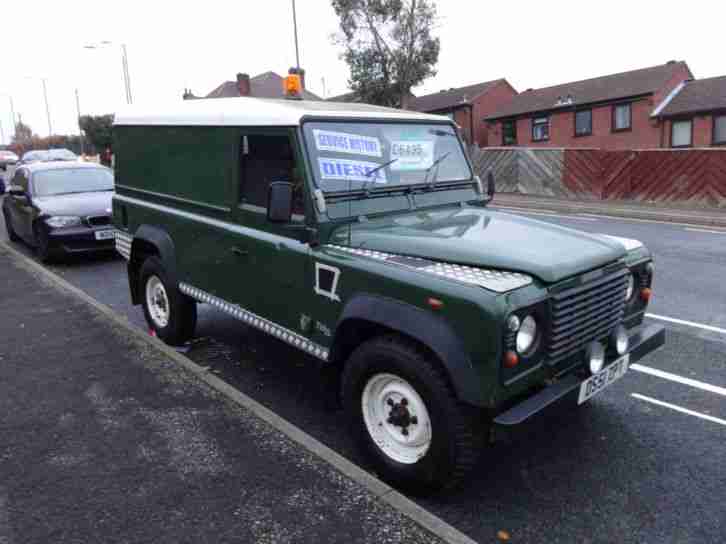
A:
239;133;304;217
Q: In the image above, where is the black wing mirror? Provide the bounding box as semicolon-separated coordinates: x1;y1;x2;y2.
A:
267;181;293;223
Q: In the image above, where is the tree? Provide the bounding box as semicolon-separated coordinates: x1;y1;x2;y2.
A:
331;0;440;108
79;114;114;151
12;121;33;145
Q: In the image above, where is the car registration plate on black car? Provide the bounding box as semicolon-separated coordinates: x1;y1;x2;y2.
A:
577;354;630;404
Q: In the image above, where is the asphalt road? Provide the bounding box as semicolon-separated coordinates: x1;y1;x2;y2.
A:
2;197;725;543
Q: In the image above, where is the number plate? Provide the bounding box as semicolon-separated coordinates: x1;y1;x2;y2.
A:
577;354;630;405
95;229;115;240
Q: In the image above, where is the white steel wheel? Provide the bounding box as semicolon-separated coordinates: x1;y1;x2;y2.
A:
145;275;170;328
361;373;433;465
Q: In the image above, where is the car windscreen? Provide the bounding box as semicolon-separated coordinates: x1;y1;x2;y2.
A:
47;149;77;160
23;151;49;162
302;121;472;193
33;168;114;197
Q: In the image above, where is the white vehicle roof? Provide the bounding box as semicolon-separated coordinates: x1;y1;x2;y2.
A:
114;97;449;127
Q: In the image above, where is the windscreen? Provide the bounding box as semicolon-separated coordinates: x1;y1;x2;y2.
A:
23;151;48;162
302;121;472;193
47;149;77;160
33;168;114;196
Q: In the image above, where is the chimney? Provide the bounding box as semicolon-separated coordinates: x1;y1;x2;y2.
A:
237;73;251;96
288;67;306;90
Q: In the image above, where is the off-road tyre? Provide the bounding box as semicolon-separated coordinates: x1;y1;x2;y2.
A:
341;334;485;494
139;256;197;345
3;210;19;242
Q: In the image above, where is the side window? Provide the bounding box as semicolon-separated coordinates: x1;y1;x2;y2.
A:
239;133;304;218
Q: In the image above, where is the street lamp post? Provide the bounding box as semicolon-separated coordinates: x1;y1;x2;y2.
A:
84;41;133;104
0;93;16;140
75;88;84;156
23;77;53;137
42;78;52;136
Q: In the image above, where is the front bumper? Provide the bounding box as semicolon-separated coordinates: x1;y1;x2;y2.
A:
493;323;666;426
47;226;116;254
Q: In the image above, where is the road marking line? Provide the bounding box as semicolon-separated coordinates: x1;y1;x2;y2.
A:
646;313;726;335
631;364;726;398
632;393;726;427
684;227;726;235
493;205;726;229
494;207;598;221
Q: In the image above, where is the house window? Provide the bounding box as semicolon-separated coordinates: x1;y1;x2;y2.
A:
714;115;726;145
613;103;631;131
502;120;517;145
532;117;549;141
575;109;592;136
671;120;692;148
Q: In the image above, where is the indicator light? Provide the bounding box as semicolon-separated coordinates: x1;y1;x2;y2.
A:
427;297;444;310
504;351;519;368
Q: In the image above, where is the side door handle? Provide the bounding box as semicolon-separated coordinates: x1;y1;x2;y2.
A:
231;247;248;257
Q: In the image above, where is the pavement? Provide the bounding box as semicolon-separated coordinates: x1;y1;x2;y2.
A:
1;197;725;543
0;244;457;544
492;193;726;228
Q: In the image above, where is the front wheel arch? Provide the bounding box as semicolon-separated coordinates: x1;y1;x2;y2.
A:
329;294;486;407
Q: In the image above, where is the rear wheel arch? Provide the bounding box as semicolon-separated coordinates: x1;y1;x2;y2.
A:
128;225;177;305
329;294;485;407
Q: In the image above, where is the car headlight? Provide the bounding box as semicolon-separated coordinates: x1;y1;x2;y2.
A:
625;273;635;301
45;215;82;228
516;315;538;355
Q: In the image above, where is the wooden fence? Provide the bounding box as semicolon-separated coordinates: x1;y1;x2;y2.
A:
469;147;726;208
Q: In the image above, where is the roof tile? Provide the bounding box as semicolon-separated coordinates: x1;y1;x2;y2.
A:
658;75;726;117
205;72;321;101
488;62;691;119
409;80;503;112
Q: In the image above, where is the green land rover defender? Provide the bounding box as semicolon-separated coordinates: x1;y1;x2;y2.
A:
112;96;665;492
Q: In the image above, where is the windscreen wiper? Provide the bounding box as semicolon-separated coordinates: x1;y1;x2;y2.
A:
423;151;451;190
356;158;399;197
365;158;398;180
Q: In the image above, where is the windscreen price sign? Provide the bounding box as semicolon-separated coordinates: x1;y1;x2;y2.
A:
390;141;434;171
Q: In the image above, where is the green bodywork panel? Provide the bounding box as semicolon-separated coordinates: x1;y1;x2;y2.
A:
113;121;651;411
328;207;627;284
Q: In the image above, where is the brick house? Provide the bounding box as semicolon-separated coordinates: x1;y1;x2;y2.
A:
486;62;693;149
183;70;321;101
654;75;726;148
408;79;517;146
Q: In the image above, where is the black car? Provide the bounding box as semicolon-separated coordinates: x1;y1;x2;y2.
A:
2;162;115;261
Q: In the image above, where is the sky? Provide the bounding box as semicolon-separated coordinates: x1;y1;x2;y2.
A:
1;0;722;143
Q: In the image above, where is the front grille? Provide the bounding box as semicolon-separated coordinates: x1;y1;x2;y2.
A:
547;266;628;365
86;215;111;227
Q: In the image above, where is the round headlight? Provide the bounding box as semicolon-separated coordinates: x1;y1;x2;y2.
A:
587;342;606;374
625;273;635;301
516;315;538;355
506;315;521;332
